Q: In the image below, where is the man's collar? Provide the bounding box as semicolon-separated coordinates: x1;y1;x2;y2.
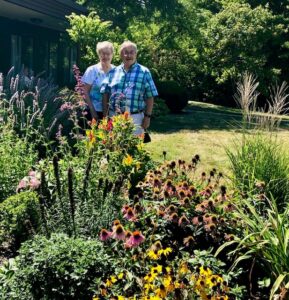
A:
121;61;138;71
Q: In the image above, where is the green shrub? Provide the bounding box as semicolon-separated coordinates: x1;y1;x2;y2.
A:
0;234;108;299
0;191;40;247
157;80;189;112
152;97;169;118
0;124;37;202
226;133;289;210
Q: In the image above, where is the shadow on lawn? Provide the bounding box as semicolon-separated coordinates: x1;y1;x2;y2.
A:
151;103;289;133
151;103;243;133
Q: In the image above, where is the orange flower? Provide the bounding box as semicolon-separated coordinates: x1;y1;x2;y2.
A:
123;111;130;120
91;118;97;126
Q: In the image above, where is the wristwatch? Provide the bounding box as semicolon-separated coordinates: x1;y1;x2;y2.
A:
144;112;152;118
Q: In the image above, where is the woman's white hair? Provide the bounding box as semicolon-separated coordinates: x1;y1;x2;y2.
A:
120;41;137;54
96;41;114;55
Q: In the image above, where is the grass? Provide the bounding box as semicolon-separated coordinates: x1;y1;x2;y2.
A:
145;101;289;174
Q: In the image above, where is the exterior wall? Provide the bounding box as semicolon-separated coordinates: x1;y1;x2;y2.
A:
0;16;78;87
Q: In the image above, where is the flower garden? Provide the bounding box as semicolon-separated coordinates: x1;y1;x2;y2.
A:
0;70;289;300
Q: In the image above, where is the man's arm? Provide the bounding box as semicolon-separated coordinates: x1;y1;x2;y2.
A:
142;97;154;129
83;84;98;120
102;93;109;117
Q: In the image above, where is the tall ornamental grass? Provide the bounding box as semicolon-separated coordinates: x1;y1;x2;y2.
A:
216;197;289;300
228;72;289;210
226;133;289;210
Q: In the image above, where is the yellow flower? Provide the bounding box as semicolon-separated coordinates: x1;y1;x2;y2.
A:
123;154;133;166
117;296;125;300
155;284;167;298
110;275;118;283
144;273;155;283
144;282;154;292
163;275;174;292
105;278;113;287
199;266;213;277
158;247;172;257
179;263;189;274
92;297;99;300
147;250;160;260
118;272;124;280
151;265;162;274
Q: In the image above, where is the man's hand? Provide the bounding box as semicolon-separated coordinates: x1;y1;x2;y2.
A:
142;116;151;129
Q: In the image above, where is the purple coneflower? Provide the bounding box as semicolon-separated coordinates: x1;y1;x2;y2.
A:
178;215;190;227
125;231;145;248
112;224;126;240
99;229;112;241
124;207;137;221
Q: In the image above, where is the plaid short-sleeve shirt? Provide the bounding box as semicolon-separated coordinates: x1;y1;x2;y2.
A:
100;62;158;113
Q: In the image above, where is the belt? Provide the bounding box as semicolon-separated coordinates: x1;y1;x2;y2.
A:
109;110;143;114
130;110;143;115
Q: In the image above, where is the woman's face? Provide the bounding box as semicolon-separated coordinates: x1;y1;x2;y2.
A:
99;48;113;64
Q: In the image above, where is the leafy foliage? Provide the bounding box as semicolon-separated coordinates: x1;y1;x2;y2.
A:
0;123;37;202
0;192;40;247
0;234;106;299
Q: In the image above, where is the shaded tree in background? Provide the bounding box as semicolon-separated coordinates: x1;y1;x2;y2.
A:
70;0;289;107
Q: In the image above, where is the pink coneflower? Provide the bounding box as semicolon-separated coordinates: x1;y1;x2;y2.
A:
178;215;190;227
192;215;203;225
29;178;41;189
134;203;142;213
199;187;212;198
124;207;136;221
99;229;112;241
204;223;216;232
224;203;234;212
28;170;36;177
181;197;190;207
224;233;235;241
169;213;178;223
16;178;28;192
195;203;206;212
125;230;133;239
166;205;177;214
183;236;194;247
121;205;129;214
178;189;186;199
125;231;145;248
112;224;126;240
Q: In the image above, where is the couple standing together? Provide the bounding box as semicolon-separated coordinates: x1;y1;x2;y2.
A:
81;41;158;135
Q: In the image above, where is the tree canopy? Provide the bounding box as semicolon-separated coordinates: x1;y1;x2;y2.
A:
69;0;289;106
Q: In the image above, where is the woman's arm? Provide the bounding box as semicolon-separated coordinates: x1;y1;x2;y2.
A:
83;83;98;120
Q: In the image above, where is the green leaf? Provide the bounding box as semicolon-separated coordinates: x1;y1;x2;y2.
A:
270;274;287;300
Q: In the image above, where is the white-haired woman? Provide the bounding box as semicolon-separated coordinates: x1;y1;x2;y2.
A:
81;41;114;120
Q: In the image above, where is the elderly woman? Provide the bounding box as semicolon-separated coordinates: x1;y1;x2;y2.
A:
81;41;114;120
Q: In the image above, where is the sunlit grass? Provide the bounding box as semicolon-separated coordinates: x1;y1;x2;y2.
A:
145;101;289;175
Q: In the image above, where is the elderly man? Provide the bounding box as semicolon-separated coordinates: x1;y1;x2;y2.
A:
100;41;158;135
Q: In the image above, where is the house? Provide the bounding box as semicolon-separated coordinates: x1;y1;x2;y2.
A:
0;0;87;86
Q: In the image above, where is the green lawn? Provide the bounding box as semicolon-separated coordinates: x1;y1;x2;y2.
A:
145;101;289;175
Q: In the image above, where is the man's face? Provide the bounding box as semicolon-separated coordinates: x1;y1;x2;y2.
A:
121;46;137;68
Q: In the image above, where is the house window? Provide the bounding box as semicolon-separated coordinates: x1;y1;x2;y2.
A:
70;45;77;82
11;35;21;72
21;36;33;75
49;41;58;80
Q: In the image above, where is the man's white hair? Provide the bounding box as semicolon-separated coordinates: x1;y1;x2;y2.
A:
96;41;114;55
120;41;137;54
